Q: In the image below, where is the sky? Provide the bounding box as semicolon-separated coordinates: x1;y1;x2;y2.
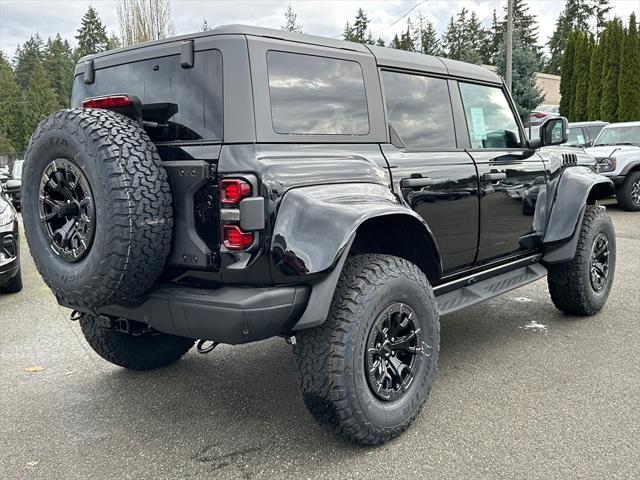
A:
0;0;638;58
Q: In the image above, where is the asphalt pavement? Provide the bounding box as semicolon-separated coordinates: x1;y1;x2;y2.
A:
1;201;639;480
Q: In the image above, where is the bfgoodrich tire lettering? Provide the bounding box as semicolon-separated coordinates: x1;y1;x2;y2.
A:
294;254;440;445
547;205;616;315
22;108;173;307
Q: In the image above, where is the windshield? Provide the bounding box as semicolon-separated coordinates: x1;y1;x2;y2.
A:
11;161;23;179
594;125;640;146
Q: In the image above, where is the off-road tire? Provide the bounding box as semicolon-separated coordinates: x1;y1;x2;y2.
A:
22;108;172;307
294;254;439;445
616;171;640;211
79;314;194;370
547;205;615;315
1;268;22;293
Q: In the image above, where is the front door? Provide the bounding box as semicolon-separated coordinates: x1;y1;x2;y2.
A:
380;70;479;275
457;81;546;264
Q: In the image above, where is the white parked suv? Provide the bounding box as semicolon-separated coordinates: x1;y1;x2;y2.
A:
586;121;640;211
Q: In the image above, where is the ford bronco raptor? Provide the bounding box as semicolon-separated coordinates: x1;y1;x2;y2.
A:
22;26;616;445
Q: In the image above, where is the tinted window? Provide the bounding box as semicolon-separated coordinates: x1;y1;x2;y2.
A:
567;127;585;145
266;51;369;135
382;71;456;150
72;50;223;142
585;125;605;139
459;83;522;149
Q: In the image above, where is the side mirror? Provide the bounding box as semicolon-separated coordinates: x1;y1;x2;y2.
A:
539;116;568;146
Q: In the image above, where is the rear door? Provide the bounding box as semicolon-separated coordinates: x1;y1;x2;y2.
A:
457;81;546;264
380;70;479;275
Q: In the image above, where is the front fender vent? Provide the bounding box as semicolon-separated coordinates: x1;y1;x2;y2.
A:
561;153;578;167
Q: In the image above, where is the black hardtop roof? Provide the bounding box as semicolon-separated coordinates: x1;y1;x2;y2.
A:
78;24;501;84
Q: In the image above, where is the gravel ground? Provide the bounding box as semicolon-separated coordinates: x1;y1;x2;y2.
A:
1;201;639;480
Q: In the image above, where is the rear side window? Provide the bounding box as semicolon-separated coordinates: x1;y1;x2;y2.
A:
72;49;223;143
381;71;456;150
266;51;369;135
459;82;522;149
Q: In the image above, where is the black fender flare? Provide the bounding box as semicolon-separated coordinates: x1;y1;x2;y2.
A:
619;161;640;177
542;167;614;264
270;183;442;330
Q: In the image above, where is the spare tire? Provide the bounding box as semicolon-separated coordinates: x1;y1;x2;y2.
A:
22;108;173;307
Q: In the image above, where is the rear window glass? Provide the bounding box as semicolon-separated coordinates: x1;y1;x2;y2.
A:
266;51;369;135
382;71;456;150
72;49;223;143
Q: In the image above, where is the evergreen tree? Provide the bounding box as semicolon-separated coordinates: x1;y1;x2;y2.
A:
618;13;640;122
493;0;541;63
389;34;401;50
44;34;75;108
592;0;612;40
375;38;386;47
460;11;484;64
441;17;459;59
496;35;543;121
587;29;606;119
571;32;592;121
281;5;302;33
559;30;577;118
480;9;501;64
201;20;212;32
545;0;595;75
397;23;415;52
600;19;623;121
106;33;121;50
344;8;374;45
417;15;440;55
0;54;23;153
75;6;109;59
13;33;44;89
19;59;59;152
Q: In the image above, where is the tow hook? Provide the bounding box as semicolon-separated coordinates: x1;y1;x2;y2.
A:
196;339;219;354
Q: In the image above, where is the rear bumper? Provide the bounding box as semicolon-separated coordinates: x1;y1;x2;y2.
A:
96;283;310;345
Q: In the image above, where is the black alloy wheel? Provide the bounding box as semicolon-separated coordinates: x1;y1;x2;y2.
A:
589;232;610;292
366;302;423;401
631;177;640;206
38;158;95;263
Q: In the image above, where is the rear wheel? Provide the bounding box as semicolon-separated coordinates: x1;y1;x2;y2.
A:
616;171;640;211
79;314;194;370
547;205;615;315
294;254;439;445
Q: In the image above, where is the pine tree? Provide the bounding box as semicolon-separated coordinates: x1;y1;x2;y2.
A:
600;19;623;121
19;60;59;152
545;0;595;75
389;34;401;49
496;35;544;121
201;20;212;32
44;34;75;108
344;8;374;45
571;32;592;121
106;33;121;50
587;29;606;119
460;11;484;64
0;54;23;153
376;38;386;47
592;0;612;40
417;15;440;55
281;5;302;33
493;0;541;63
397;24;415;52
441;16;459;59
480;9;501;64
13;33;44;89
618;13;640;122
75;6;109;59
559;30;577;118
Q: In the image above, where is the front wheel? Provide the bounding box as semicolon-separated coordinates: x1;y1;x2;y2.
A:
547;205;616;315
294;254;439;445
616;171;640;211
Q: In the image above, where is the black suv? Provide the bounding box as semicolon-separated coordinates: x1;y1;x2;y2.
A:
22;26;616;445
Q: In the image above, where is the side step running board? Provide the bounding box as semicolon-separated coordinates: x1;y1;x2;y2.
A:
435;263;547;316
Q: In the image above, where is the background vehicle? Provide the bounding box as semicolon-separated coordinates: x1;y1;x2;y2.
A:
0;182;22;293
529;104;559;126
565;121;609;148
22;26;616;445
586;121;640;211
4;160;23;210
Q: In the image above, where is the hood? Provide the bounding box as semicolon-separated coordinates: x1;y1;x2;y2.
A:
585;145;640;159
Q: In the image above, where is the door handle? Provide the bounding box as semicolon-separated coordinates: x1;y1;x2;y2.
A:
401;177;433;189
483;172;506;181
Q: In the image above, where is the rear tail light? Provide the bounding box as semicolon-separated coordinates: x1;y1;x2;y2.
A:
82;95;133;109
223;225;254;250
530;112;546;119
220;179;251;205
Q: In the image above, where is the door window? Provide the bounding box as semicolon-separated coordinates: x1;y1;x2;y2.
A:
381;71;456;150
459;83;522;149
567;127;586;146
